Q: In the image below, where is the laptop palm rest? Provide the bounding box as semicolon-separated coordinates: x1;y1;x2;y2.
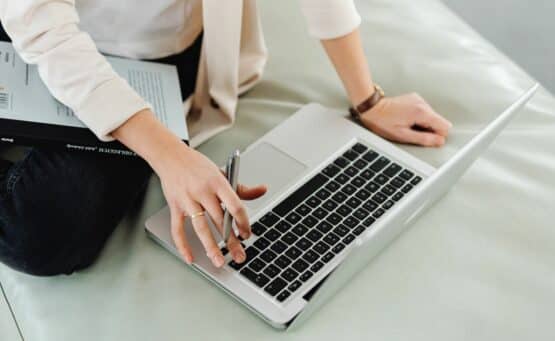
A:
240;142;307;214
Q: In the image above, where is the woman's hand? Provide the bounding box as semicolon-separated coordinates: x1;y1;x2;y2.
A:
113;109;266;268
359;93;452;147
156;146;267;267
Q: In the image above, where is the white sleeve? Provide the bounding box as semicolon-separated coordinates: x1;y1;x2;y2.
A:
300;0;362;40
0;0;150;141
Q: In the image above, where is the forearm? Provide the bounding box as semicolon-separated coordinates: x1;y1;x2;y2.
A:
112;109;191;173
321;28;375;105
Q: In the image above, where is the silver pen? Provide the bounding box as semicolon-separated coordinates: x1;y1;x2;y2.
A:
223;149;241;243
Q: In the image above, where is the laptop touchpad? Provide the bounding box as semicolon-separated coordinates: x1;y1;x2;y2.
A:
239;142;307;214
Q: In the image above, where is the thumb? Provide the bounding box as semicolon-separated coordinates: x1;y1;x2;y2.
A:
399;128;445;147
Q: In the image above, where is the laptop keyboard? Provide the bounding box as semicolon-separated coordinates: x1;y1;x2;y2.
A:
227;142;422;303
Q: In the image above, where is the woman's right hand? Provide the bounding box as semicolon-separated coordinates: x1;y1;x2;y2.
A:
113;109;266;268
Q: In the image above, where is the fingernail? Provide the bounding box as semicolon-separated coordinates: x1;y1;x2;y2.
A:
213;255;225;267
233;250;246;263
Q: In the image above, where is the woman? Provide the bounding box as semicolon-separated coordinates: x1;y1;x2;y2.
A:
0;0;451;276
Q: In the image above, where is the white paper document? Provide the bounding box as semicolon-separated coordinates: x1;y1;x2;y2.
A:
0;41;188;141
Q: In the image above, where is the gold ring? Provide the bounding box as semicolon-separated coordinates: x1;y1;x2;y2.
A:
190;211;206;219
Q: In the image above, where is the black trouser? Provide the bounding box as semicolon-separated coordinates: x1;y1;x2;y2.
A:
0;23;201;276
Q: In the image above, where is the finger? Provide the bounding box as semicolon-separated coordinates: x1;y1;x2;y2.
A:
400;128;445;147
217;186;251;240
201;195;225;231
185;201;225;267
170;205;193;264
414;107;452;137
237;183;267;200
210;215;246;264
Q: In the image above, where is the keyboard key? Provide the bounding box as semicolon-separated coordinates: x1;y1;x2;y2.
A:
277;290;291;302
281;232;299;245
264;229;281;242
352;143;368;154
254;237;271;251
332;192;348;203
285;212;302;224
389;177;404;188
351;176;365;187
316;221;333;234
313;207;328;219
323;233;340;246
392;192;404;201
263;264;281;278
301;215;318;228
336;205;351;217
265;278;287;296
326;213;342;225
333;225;350;237
260;249;277;263
300;271;313;282
362;150;379;162
228;259;246;271
275;220;292;233
343;234;355;245
285;246;302;260
384;163;402;177
382;185;396;196
275;255;292;269
306;229;323;242
273;173;328;216
282;268;299;281
310;261;324;273
365;181;380;193
260;212;280;227
343;149;358;161
373;208;385;218
292;224;309;237
322;252;335;263
341;184;357;195
343;216;360;229
322;164;341;178
295;204;311;216
402;184;413;193
315;188;331;201
335;173;350;184
251;222;266;236
292;259;309;273
399;169;414;180
332;242;346;254
240;268;270;288
313;241;330;254
374;174;389;185
325;181;341;193
288;280;302;292
353;159;368;170
295;237;313;251
346;197;362;209
353;226;365;236
271;240;288;254
355;189;371;200
360;169;375;180
302;250;319;263
249;258;266;272
323;199;338;211
344;166;359;177
411;176;422;185
370;156;391;172
362;217;376;227
245;247;260;262
363;200;378;212
372;192;387;204
220;247;228;256
334;157;349;168
306;196;321;208
354;208;369;220
383;200;394;210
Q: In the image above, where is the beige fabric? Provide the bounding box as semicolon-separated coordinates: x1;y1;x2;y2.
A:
186;0;268;147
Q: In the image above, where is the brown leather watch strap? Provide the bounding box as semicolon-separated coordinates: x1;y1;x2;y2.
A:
349;84;385;122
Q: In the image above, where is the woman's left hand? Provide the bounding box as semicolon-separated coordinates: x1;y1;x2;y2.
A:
359;93;452;147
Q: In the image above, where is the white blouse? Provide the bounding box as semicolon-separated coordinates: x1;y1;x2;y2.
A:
0;0;361;142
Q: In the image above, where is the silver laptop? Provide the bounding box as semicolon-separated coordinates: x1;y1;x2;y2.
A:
146;84;539;329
